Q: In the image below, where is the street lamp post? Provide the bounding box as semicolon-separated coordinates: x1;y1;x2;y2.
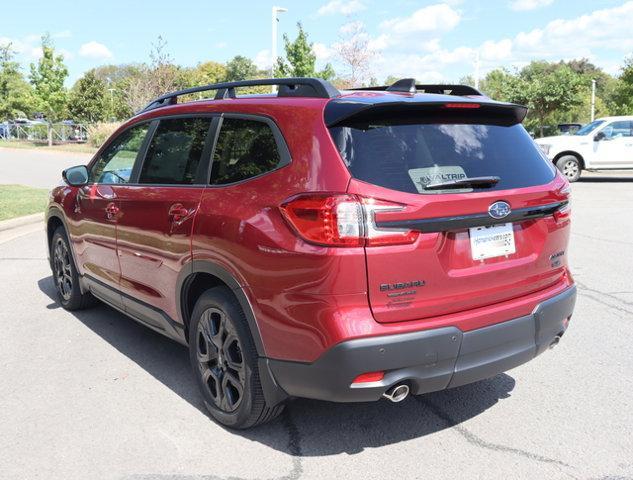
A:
591;79;596;122
271;6;287;92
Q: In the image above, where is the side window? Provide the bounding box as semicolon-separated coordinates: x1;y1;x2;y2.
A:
139;117;212;185
210;118;282;185
603;121;632;139
90;124;149;184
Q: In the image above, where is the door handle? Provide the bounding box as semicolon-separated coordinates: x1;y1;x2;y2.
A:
105;202;119;220
168;204;192;224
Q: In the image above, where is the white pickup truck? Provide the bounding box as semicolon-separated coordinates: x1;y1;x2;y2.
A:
535;116;633;181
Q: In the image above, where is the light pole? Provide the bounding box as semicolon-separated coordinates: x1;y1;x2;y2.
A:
591;79;596;122
474;50;481;90
271;6;287;92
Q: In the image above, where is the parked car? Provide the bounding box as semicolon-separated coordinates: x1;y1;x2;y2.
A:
557;123;582;135
46;77;576;429
536;116;633;181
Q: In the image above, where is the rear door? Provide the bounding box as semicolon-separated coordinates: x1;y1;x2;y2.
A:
330;106;570;324
114;116;215;325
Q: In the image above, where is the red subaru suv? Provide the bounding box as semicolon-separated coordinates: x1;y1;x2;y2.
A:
47;78;576;429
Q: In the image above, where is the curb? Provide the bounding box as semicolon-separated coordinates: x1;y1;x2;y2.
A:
0;212;44;232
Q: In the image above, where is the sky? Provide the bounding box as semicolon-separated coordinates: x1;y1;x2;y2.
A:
2;0;633;86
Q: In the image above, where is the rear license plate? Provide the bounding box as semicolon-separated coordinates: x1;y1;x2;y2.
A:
469;223;516;260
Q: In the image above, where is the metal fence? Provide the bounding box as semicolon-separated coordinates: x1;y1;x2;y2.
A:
0;122;88;143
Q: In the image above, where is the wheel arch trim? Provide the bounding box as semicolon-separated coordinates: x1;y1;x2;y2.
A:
45;208;89;294
176;260;266;356
176;260;289;406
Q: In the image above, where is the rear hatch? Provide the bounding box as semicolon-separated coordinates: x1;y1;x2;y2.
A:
327;97;570;323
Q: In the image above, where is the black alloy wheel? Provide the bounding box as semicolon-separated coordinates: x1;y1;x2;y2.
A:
195;307;246;412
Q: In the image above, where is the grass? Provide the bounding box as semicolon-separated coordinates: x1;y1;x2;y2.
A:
0;184;49;221
0;140;97;154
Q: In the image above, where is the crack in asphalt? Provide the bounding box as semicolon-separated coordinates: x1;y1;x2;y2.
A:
571;232;633;246
124;408;302;480
575;280;633;317
416;397;571;469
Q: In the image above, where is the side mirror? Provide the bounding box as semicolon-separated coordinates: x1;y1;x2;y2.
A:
594;131;606;142
62;165;89;186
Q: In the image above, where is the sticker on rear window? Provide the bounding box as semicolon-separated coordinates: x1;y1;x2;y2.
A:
408;166;471;193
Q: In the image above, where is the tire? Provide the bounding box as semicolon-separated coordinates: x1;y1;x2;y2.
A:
50;226;97;311
556;155;582;182
188;286;284;429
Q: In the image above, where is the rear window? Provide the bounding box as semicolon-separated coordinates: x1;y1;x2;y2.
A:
329;120;555;194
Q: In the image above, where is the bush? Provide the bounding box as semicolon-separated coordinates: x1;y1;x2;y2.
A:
87;122;120;148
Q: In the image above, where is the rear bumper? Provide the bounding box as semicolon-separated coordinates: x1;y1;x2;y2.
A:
267;285;576;402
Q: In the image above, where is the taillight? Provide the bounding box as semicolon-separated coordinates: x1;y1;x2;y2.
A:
554;183;572;222
279;194;363;247
363;198;420;246
280;194;419;247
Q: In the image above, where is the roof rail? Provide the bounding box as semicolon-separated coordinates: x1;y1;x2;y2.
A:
139;77;341;113
352;79;483;96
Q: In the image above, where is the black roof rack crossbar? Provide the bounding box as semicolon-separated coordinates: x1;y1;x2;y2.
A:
140;77;340;113
352;80;483;96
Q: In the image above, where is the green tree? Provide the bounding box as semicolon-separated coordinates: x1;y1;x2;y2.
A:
610;57;633;115
508;61;583;136
190;61;227;85
67;71;107;122
0;43;34;121
479;68;522;101
276;23;335;80
225;55;258;81
29;34;69;144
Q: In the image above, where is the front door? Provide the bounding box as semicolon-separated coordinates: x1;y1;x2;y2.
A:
592;121;633;168
72;122;151;304
114;116;214;327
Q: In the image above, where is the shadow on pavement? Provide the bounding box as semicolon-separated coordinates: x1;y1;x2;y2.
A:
578;175;633;182
38;275;515;456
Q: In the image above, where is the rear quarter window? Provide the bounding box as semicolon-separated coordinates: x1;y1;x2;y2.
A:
330;121;555;194
210;118;283;185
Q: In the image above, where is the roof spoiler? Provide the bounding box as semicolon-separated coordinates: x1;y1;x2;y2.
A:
324;100;529;127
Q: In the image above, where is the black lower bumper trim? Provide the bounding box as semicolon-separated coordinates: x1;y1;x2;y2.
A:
268;286;577;402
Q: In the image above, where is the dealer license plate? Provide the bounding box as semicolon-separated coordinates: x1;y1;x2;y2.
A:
469;223;516;260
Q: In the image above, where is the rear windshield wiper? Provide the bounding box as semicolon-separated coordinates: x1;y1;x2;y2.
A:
424;176;500;190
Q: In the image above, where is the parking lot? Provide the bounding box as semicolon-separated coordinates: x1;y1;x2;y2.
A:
1;150;632;480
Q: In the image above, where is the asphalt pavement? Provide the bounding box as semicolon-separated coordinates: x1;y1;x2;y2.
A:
0;149;632;480
0;147;91;188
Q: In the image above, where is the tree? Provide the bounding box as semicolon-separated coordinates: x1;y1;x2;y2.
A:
189;61;227;85
479;69;522;101
333;22;374;86
276;23;335;80
29;34;68;144
67;71;107;122
0;43;34;121
610;56;633;115
122;36;182;114
515;62;584;137
225;55;258;81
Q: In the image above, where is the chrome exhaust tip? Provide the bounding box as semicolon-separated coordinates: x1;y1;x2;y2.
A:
549;335;562;349
383;384;410;403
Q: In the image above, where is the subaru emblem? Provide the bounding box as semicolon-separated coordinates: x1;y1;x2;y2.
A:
488;201;511;219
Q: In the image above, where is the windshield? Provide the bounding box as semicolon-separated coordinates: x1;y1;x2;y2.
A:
575;120;605;136
329;120;555;194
